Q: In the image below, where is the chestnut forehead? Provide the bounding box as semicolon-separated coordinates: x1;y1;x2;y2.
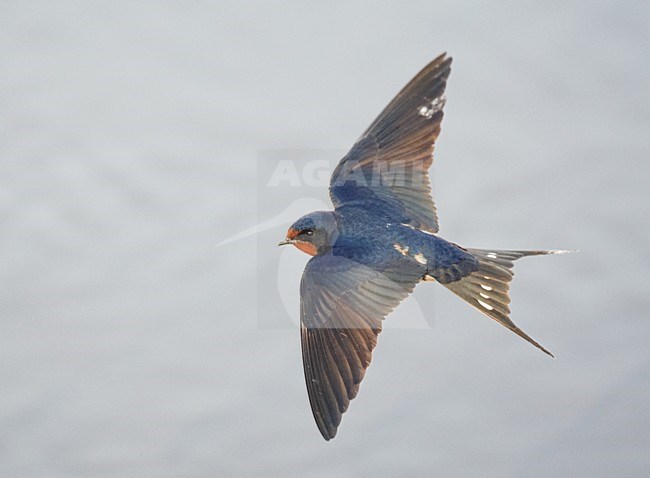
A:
287;217;317;238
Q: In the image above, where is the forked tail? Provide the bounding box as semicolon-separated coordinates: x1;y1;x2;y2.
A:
442;248;571;357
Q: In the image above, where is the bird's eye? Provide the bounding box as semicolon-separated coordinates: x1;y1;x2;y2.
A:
302;229;314;236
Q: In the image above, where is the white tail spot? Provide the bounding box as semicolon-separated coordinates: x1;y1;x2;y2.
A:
480;284;492;291
479;292;490;299
486;252;498;259
478;300;494;311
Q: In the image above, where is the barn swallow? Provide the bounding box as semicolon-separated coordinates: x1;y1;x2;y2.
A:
278;53;568;440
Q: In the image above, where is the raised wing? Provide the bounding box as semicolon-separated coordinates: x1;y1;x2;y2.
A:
299;253;423;440
330;53;452;233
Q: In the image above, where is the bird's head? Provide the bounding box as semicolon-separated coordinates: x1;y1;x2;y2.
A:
278;211;338;256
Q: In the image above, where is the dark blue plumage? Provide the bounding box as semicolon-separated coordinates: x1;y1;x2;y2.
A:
279;53;565;440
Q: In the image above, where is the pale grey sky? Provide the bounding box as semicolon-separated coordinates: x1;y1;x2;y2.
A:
1;1;648;476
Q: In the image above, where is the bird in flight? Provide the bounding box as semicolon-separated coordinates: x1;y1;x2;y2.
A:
278;53;567;440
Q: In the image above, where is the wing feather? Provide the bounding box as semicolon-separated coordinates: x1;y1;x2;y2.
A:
330;53;452;232
300;253;421;439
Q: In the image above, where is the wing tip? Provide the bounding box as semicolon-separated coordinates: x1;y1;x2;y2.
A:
319;426;337;441
434;52;452;72
435;51;452;63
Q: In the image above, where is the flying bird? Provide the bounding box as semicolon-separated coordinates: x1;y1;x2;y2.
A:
278;53;567;440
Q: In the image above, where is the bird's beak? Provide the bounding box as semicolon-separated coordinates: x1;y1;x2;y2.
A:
278;238;293;246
